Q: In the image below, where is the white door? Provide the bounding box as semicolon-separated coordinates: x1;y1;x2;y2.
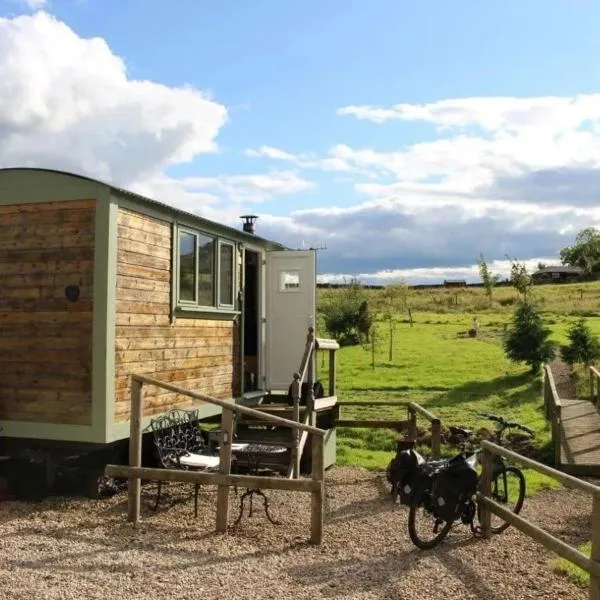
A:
265;250;316;390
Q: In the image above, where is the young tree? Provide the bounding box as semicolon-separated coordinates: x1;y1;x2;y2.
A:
504;302;556;373
507;256;532;300
478;253;499;305
561;319;600;366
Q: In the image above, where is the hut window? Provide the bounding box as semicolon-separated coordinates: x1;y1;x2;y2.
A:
178;231;197;303
175;225;237;313
197;233;215;306
219;241;234;307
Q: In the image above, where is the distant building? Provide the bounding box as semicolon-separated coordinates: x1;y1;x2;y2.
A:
443;279;467;288
531;265;584;283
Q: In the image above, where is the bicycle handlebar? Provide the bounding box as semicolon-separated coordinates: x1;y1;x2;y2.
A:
476;412;534;436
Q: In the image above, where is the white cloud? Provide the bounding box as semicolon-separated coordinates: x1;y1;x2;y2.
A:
318;257;557;286
21;0;47;9
0;12;227;186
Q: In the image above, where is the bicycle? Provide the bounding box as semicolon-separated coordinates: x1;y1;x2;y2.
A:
407;412;533;550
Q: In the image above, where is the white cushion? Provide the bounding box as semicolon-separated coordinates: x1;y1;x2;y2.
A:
179;453;220;469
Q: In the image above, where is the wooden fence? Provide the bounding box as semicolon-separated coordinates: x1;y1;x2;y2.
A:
105;374;327;545
478;440;600;600
335;400;441;459
543;364;562;467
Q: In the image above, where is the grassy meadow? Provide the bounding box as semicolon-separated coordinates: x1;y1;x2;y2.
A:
316;280;600;495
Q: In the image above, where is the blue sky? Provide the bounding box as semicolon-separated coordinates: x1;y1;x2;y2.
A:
1;0;600;282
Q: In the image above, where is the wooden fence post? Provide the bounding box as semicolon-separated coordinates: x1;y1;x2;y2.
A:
216;407;234;532
328;349;337;397
544;368;550;420
407;406;417;441
590;369;595;404
554;404;562;468
479;446;493;538
431;419;441;459
310;434;324;544
128;377;143;524
291;374;301;479
590;494;600;600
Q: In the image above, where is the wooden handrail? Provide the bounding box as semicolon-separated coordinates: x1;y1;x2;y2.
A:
478;440;600;597
545;364;562;408
132;374;325;437
408;401;439;423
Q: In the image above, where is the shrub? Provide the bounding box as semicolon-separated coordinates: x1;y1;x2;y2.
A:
561;319;600;366
321;279;370;346
504;302;556;373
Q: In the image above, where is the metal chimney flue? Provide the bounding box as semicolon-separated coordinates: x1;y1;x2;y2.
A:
240;215;258;234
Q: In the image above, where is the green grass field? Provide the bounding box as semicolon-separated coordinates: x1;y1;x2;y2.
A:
316;281;600;496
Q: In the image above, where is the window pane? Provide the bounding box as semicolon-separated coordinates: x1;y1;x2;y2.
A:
219;244;234;306
178;232;196;302
280;270;300;291
197;233;215;306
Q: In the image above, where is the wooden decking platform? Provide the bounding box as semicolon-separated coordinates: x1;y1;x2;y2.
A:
560;397;600;477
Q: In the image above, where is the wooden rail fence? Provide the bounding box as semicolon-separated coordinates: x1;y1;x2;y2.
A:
105;373;327;545
335;400;441;459
478;440;600;600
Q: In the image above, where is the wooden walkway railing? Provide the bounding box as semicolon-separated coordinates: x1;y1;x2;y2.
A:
590;366;600;406
287;328;339;479
544;363;600;476
478;440;600;600
105;374;327;544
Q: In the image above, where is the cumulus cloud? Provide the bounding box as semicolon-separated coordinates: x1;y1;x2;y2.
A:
0;11;227;186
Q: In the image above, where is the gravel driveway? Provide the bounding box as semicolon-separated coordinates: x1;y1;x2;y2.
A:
0;466;590;600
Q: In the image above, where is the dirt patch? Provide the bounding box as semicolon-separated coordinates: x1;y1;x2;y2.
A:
0;466;590;599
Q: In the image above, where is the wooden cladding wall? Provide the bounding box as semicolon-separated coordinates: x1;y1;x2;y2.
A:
114;208;239;423
0;199;95;425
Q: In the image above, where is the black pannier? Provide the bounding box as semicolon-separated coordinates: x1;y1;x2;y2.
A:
386;445;425;505
430;453;479;522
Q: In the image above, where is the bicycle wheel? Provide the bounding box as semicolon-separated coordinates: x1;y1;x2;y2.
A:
408;485;454;550
479;466;526;534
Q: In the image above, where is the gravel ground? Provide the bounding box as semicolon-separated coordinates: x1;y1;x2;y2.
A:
0;466;592;600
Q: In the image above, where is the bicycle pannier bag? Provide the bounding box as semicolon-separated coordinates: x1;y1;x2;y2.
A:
431;453;478;521
386;448;425;505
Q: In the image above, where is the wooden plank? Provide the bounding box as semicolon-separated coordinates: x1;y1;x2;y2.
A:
431;419;441;459
128;379;143;524
591;494;600;600
290;379;301;479
408;401;438;422
336;419;408;429
118;209;171;235
117;249;170;272
105;464;319;492
315;338;339;351
337;401;407;407
116;262;171;282
118;237;171;260
117;225;171;249
310;435;324;544
479;447;493;538
0;199;95;213
216;408;234;532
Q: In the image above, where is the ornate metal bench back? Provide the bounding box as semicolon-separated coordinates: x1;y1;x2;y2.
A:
149;409;206;469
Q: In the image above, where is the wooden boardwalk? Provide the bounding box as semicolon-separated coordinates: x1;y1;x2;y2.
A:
560;397;600;476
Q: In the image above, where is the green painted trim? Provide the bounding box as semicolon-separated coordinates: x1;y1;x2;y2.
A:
173;308;240;320
107;401;223;442
91;194;118;444
0;421;96;443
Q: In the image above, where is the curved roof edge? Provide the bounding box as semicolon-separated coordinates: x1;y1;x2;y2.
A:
0;167;286;249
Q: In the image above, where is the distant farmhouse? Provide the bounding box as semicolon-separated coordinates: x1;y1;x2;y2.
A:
531;265;584;284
